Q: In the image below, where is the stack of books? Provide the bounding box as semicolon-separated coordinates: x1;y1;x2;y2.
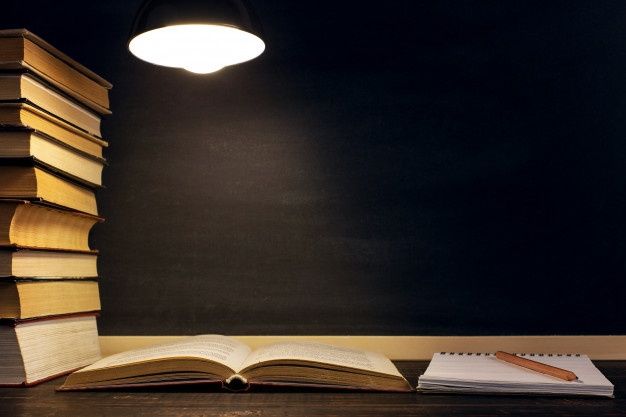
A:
0;29;111;386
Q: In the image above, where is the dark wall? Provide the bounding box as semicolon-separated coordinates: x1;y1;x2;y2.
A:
2;1;625;335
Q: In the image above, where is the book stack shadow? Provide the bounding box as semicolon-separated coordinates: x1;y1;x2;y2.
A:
0;29;111;386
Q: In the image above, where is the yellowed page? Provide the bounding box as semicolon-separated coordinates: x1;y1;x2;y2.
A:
76;335;251;374
238;341;402;377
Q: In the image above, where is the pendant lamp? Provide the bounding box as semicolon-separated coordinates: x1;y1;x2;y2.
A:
128;0;265;74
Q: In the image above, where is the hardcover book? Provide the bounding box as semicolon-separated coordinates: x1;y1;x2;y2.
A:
0;279;100;319
0;129;105;186
0;73;102;136
0;29;111;113
0;200;101;252
59;335;413;392
0;102;106;158
0;165;98;215
0;28;108;392
0;249;98;278
0;314;101;386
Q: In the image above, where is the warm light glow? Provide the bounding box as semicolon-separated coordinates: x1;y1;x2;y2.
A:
129;24;265;74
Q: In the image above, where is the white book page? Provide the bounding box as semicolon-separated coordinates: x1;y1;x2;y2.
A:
421;353;612;387
238;341;402;377
76;335;251;374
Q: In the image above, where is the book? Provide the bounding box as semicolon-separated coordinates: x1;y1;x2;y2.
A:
0;103;106;158
0;165;98;215
0;29;111;113
0;129;105;186
417;352;614;397
0;313;101;386
0;28;107;391
0;200;100;251
59;335;413;392
0;249;97;278
0;73;102;137
0;279;100;319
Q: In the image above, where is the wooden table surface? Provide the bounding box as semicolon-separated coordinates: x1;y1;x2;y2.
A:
1;361;624;416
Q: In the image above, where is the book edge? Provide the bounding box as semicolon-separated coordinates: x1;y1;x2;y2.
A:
0;29;112;89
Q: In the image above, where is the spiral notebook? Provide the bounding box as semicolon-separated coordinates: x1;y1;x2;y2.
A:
418;352;614;397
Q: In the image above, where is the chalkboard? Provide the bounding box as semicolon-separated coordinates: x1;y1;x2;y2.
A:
2;0;625;335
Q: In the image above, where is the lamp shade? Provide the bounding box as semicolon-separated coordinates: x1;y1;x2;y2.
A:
128;0;265;74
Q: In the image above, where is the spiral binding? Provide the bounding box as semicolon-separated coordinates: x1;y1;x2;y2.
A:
439;352;581;357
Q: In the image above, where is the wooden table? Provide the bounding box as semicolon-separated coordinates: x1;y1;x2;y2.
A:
1;361;624;416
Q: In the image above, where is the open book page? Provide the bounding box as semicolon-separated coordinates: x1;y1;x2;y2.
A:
75;335;251;374
238;341;402;377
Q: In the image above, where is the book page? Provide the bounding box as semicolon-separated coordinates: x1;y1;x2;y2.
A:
76;335;251;374
238;341;402;377
421;353;613;386
418;353;614;397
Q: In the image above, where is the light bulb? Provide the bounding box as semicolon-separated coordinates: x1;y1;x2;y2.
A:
183;63;225;74
129;24;265;74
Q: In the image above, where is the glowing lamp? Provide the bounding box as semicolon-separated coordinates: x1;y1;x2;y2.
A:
129;0;265;74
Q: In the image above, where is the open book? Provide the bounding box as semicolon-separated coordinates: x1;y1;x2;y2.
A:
59;335;412;392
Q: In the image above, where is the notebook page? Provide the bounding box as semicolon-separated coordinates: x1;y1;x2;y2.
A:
420;353;613;388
